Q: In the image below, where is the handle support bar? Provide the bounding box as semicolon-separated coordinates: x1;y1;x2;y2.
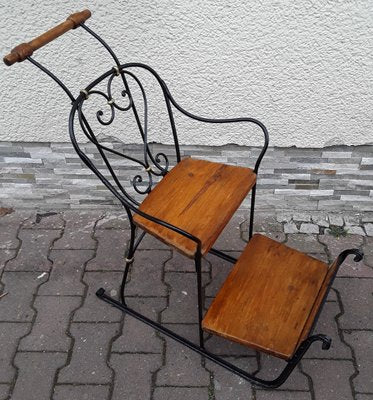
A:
3;9;91;66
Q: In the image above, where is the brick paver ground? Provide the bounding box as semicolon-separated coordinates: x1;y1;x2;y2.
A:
0;210;372;400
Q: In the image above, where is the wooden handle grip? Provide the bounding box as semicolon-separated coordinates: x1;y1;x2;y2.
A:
3;9;91;66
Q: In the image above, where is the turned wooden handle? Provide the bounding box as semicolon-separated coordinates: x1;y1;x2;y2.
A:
3;9;91;66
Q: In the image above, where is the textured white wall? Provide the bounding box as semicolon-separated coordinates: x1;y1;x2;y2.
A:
1;0;372;147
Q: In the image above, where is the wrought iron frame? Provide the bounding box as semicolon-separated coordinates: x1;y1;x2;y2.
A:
15;21;363;389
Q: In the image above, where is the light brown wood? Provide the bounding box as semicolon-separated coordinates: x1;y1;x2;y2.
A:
3;10;91;66
133;157;256;257
202;234;329;359
297;258;339;346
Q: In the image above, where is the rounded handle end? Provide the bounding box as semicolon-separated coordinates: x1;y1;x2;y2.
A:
67;9;92;28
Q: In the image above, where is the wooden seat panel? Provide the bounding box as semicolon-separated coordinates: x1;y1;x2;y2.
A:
133;157;256;257
202;234;329;359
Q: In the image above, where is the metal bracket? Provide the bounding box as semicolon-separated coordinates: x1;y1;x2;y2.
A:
80;89;89;99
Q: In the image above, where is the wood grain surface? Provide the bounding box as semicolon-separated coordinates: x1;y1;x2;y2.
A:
202;234;329;359
133;157;256;257
3;9;91;66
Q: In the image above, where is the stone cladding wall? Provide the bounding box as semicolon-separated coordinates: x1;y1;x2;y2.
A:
0;142;372;216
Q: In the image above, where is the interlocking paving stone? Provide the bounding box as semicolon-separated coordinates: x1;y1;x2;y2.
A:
156;324;210;386
110;353;161;400
204;252;240;298
328;287;338;301
0;211;29;250
362;237;373;267
153;387;209;400
53;384;110;400
137;233;170;250
344;330;373;393
162;271;210;324
22;212;64;229
310;252;329;263
73;272;123;323
255;390;312;400
242;217;285;240
213;214;247;251
285;234;325;254
0;249;16;272
263;231;287;242
86;229;130;271
53;211;102;249
0;322;30;382
5;229;60;271
0;209;372;398
252;213;284;233
165;250;209;272
205;334;256;357
257;355;309;391
58;322;120;384
12;352;67;400
125;250;170;297
319;234;370;277
304;302;351;359
0;385;9;400
205;357;255;399
334;278;373;330
355;395;373;400
39;249;94;296
19;296;80;352
96;211;128;229
302;359;355;400
0;272;48;321
112;297;166;353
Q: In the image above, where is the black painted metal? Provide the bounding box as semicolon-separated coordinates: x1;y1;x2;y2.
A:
96;287;331;389
95;248;363;388
195;252;205;349
308;248;364;335
209;248;237;264
80;22;182;167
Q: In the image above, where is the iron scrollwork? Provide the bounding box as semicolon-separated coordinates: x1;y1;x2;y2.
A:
76;67;171;199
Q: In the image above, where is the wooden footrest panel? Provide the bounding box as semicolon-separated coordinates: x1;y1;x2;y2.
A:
202;234;329;359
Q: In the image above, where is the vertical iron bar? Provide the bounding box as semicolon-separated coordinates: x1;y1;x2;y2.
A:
120;218;137;304
195;252;204;349
248;183;257;240
163;91;181;163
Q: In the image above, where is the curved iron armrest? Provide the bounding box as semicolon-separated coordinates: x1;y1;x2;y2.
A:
165;92;270;174
119;63;269;174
